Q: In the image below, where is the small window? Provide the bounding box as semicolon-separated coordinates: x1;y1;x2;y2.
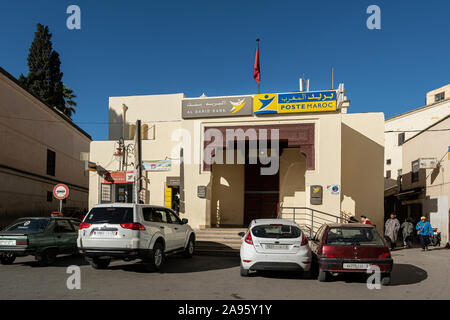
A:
47;191;53;202
412;160;419;182
398;133;405;146
167;210;181;224
46;149;56;176
142;208;170;223
141;124;149;140
54;219;74;233
386;159;391;165
129;124;136;140
435;92;445;102
100;184;112;203
386;170;391;179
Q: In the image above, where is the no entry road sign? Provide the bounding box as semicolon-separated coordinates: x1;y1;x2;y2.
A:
53;184;69;200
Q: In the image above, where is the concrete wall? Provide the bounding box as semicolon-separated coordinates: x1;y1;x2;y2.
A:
0;69;91;227
341;113;385;232
279;148;306;207
210;163;245;226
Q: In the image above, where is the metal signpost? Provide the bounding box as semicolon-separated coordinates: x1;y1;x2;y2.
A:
53;183;69;213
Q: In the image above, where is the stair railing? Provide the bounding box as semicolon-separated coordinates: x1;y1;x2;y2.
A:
278;204;351;237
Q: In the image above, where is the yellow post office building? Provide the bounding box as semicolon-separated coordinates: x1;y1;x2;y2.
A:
88;85;385;233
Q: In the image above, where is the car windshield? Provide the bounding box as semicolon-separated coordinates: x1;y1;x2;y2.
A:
5;218;50;234
325;227;385;246
84;207;134;224
252;224;301;239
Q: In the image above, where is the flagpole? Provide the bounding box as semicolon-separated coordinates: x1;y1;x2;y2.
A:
256;38;260;94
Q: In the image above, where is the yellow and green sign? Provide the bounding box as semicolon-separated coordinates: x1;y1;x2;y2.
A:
254;90;337;115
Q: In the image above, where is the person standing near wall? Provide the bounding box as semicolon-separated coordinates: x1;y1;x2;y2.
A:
416;216;434;251
385;213;400;250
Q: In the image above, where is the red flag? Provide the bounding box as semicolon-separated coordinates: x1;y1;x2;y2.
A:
254;41;260;84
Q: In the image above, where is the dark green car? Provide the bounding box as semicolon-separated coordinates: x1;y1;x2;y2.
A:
0;217;80;266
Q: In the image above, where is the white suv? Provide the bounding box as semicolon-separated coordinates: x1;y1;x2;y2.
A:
239;219;312;277
77;203;195;271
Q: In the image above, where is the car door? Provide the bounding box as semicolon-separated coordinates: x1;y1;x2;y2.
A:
310;225;326;256
54;219;77;254
166;209;188;249
143;208;176;251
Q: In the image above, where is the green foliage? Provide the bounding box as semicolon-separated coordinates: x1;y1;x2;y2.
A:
19;23;76;118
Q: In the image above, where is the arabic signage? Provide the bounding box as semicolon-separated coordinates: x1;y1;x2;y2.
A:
182;96;253;119
143;160;171;171
254;90;337;115
104;172;134;184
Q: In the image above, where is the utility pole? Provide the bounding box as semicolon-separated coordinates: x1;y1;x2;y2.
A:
134;120;142;203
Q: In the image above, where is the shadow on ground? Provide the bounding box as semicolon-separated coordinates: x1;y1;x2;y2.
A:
108;255;240;274
12;254;88;268
389;263;427;286
253;263;427;286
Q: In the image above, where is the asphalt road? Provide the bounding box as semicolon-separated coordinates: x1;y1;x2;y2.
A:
0;247;449;300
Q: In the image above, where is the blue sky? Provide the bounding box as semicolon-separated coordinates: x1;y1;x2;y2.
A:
1;0;449;140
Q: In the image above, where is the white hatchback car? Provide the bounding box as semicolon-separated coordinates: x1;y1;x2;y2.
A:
239;219;312;277
77;203;195;272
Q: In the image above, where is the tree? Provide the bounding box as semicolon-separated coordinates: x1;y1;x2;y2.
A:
63;84;77;117
19;24;76;118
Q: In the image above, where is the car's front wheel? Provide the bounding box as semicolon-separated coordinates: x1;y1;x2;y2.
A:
183;236;195;258
0;252;16;265
87;257;111;269
143;243;164;272
240;263;249;277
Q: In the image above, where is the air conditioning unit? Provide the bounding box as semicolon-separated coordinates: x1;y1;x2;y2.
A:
418;158;438;169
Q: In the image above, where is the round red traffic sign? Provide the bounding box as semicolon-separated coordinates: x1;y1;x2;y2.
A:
53;184;69;200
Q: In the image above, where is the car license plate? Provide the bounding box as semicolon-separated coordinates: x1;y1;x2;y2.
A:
343;263;371;270
92;231;116;238
0;240;16;246
265;244;288;250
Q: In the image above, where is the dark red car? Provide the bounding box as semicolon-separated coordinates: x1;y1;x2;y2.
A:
309;223;393;285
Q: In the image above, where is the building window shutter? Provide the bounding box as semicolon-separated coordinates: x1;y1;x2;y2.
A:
398;133;405;146
101;184;112;203
46;149;56;176
129;124;136;140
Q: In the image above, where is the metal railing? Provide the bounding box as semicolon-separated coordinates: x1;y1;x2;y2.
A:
278;204;352;237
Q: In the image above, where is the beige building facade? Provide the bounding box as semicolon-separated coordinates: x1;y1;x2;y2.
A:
399;115;450;245
89;88;385;233
385;84;450;185
0;67;91;227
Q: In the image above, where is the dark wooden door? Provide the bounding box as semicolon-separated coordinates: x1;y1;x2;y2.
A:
244;164;279;225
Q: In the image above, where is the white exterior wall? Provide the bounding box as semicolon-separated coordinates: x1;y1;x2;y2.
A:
385;99;450;182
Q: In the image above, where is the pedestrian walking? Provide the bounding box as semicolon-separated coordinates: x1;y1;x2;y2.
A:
416;216;434;251
401;218;414;248
385;213;400;250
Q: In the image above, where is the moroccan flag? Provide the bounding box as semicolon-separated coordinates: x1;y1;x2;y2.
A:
254;41;260;84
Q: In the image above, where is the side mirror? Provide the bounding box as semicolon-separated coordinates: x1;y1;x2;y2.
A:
181;218;188;224
238;232;245;237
